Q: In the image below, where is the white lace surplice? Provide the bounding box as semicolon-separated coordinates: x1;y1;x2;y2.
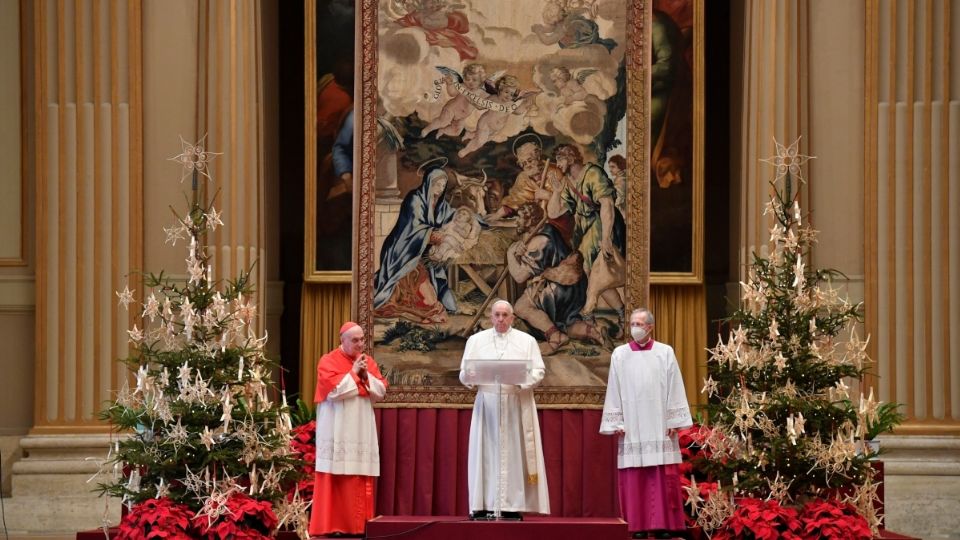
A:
315;374;386;477
600;341;693;469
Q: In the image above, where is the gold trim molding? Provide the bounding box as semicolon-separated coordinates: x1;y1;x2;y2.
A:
375;385;606;409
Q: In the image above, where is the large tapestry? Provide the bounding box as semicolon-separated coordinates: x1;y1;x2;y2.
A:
355;0;651;406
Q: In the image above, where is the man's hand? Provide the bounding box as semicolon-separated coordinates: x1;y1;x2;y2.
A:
666;427;678;438
352;354;368;381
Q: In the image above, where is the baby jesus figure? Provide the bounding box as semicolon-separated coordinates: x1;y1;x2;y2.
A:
428;207;481;263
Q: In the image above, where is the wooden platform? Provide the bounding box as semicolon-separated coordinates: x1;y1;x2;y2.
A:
365;515;630;540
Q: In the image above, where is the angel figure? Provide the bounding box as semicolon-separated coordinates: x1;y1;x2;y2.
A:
531;0;616;53
421;63;494;139
395;0;478;61
549;66;597;106
458;75;540;158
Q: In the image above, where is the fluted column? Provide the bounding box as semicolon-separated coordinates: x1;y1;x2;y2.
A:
865;0;959;429
198;0;266;327
10;0;141;530
32;0;143;431
733;0;810;271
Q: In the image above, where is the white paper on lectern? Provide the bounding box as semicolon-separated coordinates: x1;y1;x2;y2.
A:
461;359;532;386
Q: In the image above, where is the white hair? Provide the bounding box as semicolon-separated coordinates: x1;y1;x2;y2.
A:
631;308;654;325
490;299;514;314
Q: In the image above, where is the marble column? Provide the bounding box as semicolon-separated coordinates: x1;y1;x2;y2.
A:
9;0;272;533
9;0;143;531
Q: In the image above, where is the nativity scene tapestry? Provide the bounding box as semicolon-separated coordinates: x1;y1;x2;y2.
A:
355;0;652;406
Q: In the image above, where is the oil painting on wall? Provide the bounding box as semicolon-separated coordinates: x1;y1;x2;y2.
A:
356;0;651;405
648;0;701;282
305;0;357;282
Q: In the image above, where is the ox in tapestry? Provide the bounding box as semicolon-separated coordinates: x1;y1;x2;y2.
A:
371;0;630;390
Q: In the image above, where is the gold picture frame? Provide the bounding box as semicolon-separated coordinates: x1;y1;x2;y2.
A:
304;0;358;283
353;0;653;407
648;0;703;284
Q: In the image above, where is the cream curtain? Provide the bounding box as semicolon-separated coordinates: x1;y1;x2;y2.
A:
650;284;708;410
298;283;352;402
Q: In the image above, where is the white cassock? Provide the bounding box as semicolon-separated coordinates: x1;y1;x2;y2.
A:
599;341;692;468
459;327;550;514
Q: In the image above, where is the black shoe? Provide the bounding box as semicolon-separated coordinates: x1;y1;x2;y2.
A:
652;532;676;539
469;510;492;520
500;511;523;521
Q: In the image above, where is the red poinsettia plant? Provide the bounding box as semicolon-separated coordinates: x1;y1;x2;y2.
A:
713;498;803;540
798;498;872;540
289;419;316;501
115;497;194;540
678;424;720;527
117;493;280;540
192;492;280;540
678;424;716;478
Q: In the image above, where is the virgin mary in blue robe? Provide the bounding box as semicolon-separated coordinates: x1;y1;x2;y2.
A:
373;166;457;320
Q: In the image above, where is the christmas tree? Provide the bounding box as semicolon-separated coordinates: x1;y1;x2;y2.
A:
98;138;309;539
687;139;887;538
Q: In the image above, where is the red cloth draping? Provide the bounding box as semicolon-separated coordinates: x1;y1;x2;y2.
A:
374;408;621;517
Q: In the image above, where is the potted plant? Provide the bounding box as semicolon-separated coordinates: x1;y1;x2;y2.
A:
864;401;906;455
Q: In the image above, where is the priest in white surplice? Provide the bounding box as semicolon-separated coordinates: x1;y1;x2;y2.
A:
459;300;550;520
600;308;692;537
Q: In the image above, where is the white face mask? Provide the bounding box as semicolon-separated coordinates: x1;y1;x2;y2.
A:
630;326;649;343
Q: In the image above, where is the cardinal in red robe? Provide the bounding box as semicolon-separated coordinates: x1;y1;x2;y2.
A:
309;321;388;537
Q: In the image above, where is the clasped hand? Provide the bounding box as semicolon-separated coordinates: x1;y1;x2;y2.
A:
352;354;368;377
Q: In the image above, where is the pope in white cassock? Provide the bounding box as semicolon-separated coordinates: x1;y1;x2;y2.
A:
600;308;692;537
459;300;550;520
